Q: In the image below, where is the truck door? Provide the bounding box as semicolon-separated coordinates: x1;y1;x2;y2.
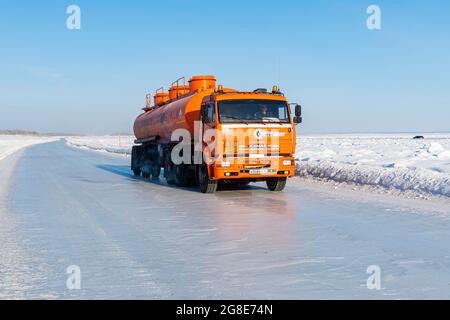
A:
202;102;217;161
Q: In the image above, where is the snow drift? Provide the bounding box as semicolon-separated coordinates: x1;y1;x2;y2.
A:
65;136;134;156
296;134;450;198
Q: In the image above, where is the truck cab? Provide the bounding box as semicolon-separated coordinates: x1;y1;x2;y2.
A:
198;87;301;192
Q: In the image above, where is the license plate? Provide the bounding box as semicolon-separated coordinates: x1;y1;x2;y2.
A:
249;169;269;175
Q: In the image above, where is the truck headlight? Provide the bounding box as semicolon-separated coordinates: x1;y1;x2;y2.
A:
221;161;231;167
282;160;292;166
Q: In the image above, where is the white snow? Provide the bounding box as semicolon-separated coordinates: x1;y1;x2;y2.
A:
296;133;450;198
65;133;450;198
65;135;134;156
0;135;58;162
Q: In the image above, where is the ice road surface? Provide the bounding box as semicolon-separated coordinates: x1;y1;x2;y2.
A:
66;133;450;198
1;140;450;299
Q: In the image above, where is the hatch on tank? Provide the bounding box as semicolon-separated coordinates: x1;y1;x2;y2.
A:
189;75;216;92
168;77;190;100
154;87;170;106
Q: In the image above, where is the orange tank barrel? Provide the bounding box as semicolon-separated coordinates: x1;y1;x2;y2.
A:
133;74;287;144
189;75;216;92
133;93;203;143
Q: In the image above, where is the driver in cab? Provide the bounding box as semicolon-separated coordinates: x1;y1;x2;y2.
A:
254;105;271;119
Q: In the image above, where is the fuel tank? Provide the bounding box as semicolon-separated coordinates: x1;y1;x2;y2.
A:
133;76;216;143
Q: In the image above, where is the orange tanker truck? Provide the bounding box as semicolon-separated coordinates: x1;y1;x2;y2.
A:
132;75;302;193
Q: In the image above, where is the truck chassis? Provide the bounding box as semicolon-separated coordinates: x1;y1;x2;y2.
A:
131;142;287;193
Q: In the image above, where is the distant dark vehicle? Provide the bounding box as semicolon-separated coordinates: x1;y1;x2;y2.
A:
413;136;425;139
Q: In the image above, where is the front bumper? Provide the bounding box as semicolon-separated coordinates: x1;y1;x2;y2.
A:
211;157;295;180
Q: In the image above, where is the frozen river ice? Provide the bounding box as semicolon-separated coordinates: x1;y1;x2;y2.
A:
1;140;450;299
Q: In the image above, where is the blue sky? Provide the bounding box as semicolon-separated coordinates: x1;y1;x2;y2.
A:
0;0;449;134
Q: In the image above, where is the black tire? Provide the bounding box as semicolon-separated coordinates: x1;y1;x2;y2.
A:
142;171;150;178
151;163;161;179
131;145;143;175
266;177;287;191
239;180;250;186
164;152;176;185
174;164;191;187
198;164;217;193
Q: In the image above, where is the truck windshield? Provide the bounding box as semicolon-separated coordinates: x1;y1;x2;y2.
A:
218;99;290;123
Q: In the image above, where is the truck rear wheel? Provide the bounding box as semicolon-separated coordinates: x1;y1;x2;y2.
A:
198;164;217;193
131;146;143;176
164;152;176;185
151;162;161;179
266;177;287;191
175;164;191;187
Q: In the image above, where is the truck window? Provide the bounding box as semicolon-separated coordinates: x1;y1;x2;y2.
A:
218;100;290;123
207;103;215;123
278;105;288;119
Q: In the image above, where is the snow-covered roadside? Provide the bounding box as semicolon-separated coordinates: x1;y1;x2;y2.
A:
65;136;133;156
295;134;450;198
0;135;59;162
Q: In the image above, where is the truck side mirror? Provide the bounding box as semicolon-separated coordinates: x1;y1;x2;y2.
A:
295;104;302;117
292;104;302;124
201;105;211;124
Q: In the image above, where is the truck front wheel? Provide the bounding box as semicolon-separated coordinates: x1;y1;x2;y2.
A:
198;164;217;193
266;177;287;191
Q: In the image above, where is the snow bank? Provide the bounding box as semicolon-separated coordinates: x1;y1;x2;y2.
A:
65;135;134;156
0;135;58;162
296;134;450;198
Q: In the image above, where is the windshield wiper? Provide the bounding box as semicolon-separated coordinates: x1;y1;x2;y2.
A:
262;117;281;123
220;115;250;124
